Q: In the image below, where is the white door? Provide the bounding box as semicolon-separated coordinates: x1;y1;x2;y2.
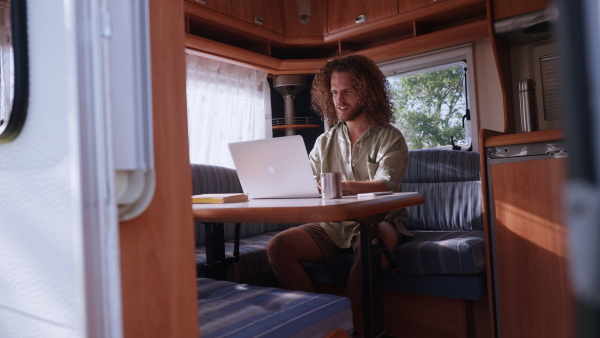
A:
0;1;153;337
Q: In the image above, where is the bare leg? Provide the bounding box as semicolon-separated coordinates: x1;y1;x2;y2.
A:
267;226;325;293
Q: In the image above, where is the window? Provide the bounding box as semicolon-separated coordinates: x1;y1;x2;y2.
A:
379;44;477;151
186;54;272;168
0;1;13;129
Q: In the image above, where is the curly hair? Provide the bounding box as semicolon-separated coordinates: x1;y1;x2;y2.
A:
311;54;396;127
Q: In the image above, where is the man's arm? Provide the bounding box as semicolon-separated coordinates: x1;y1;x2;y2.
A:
341;180;388;195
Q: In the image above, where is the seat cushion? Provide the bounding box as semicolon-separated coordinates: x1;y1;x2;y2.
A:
398;230;485;275
197;278;353;338
305;230;485;277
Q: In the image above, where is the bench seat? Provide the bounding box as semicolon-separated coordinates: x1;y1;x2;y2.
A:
197;278;353;338
303;149;487;300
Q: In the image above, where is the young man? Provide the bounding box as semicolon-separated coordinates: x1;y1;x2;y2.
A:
266;54;411;304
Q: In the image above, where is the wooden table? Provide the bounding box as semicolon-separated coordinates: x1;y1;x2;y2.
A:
193;192;425;338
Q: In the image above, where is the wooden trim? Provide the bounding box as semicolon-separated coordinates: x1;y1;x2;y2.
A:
483;129;565;147
355;20;488;63
186;35;328;75
278;59;327;74
119;0;198;337
272;124;321;130
485;0;515;134
478;128;503;338
192;193;425;224
185;35;282;74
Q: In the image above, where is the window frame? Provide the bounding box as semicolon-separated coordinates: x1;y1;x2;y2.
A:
378;43;479;152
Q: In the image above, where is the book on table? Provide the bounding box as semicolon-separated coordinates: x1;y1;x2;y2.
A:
192;193;249;204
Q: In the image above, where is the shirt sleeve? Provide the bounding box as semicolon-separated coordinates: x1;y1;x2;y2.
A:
372;128;409;192
309;134;324;176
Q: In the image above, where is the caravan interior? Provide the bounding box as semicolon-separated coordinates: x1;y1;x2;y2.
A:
1;0;599;338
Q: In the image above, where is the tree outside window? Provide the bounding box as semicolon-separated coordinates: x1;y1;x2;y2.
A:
388;62;470;150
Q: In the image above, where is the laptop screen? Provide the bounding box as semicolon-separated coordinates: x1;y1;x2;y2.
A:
228;135;321;199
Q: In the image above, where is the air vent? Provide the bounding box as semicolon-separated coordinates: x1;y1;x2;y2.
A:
494;7;558;44
522;21;554;35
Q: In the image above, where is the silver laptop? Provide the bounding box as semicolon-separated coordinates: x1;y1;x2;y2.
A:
228;135;321;199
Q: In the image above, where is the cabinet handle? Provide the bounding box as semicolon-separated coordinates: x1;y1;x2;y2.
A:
254;16;264;25
355;14;367;24
195;0;207;4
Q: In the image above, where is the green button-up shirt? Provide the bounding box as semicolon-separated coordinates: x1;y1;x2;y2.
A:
309;122;411;248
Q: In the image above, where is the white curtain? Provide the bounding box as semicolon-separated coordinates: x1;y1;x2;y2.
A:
186;54;272;168
0;2;13;126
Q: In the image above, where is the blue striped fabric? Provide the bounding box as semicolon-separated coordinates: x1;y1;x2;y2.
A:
305;230;485;276
398;230;485;274
198;278;353;338
402;149;480;183
402;149;483;231
196;231;280;283
402;181;482;231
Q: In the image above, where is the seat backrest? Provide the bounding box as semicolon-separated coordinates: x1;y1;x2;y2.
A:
191;163;243;195
401;149;482;231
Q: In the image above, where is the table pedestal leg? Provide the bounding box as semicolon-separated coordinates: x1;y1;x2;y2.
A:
204;222;227;280
359;215;386;338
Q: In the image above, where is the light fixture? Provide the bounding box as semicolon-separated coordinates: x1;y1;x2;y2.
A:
296;0;311;24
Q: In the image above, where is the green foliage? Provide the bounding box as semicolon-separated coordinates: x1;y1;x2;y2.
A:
390;65;467;150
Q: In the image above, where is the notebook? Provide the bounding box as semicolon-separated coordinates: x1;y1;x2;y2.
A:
228;135;321;199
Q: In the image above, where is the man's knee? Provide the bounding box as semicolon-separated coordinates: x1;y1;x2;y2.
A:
267;232;287;262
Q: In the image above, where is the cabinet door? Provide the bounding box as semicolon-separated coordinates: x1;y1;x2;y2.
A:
327;0;398;33
399;0;448;13
231;0;284;34
489;157;574;338
282;0;326;37
492;0;550;20
185;0;232;15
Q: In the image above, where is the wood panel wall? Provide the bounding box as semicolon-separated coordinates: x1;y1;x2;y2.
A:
119;0;199;337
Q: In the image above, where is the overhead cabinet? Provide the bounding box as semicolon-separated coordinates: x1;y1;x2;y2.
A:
231;0;284;34
399;0;450;13
184;0;488;73
185;0;232;15
327;0;398;32
491;0;551;20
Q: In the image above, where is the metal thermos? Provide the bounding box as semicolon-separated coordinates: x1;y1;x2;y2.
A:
519;79;538;133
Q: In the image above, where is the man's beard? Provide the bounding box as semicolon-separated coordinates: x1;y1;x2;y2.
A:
337;105;363;122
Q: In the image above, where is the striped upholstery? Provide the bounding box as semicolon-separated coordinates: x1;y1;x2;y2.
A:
198;278;353;338
398;230;485;274
306;229;485;277
191;164;298;283
402;149;482;231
